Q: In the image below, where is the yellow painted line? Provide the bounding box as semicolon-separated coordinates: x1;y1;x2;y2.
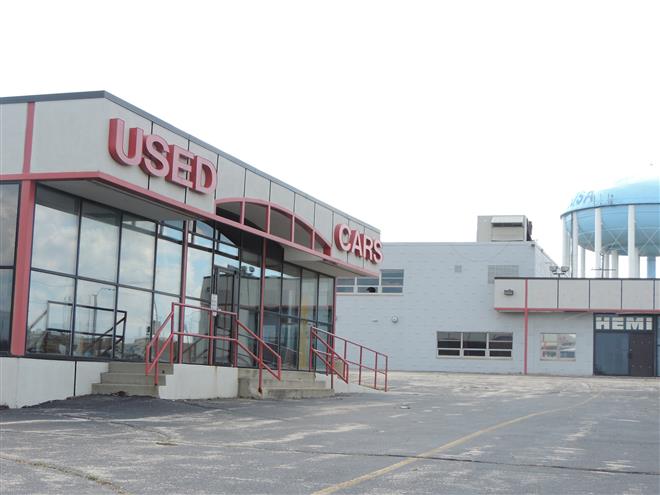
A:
312;393;600;495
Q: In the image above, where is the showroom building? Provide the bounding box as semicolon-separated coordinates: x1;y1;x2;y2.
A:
0;91;382;407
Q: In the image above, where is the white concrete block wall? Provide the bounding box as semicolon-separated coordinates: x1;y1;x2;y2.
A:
74;362;109;396
336;243;541;373
527;313;594;375
0;358;110;408
158;364;238;399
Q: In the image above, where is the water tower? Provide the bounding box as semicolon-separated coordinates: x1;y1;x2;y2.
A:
561;176;659;278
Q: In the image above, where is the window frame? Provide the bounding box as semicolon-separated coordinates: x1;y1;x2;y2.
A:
336;269;404;295
540;333;576;361
437;331;513;359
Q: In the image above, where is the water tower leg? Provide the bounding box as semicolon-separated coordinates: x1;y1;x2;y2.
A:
648;256;656;278
579;246;586;278
571;212;579;277
595;208;602;277
628;205;639;277
611;251;619;278
562;217;570;269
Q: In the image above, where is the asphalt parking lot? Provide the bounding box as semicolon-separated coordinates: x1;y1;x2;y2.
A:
1;372;658;494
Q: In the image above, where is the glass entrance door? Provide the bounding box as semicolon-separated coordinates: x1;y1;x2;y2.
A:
212;266;238;365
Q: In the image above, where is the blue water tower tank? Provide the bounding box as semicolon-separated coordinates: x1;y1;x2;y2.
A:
560;176;659;278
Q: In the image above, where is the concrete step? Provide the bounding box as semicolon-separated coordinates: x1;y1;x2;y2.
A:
91;383;159;397
240;378;327;389
100;372;166;386
261;387;335;400
237;369;316;382
109;361;173;374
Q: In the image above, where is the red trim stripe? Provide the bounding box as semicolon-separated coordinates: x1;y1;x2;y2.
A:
22;102;35;173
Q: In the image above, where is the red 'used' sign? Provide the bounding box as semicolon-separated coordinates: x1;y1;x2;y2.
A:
108;118;217;195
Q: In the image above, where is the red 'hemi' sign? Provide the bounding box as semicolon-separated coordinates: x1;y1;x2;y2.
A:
108;118;217;195
334;224;383;264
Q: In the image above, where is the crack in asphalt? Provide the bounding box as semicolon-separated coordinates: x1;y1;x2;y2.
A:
223;444;660;477
0;454;131;494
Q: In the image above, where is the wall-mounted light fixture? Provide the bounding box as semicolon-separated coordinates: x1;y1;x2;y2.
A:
391;315;399;323
503;289;514;296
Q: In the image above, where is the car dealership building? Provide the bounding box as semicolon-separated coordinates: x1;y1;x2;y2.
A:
0;91;383;407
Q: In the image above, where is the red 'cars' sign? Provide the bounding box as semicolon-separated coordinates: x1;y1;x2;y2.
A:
334;224;383;264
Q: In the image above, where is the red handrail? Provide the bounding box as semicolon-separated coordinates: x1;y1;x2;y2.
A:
309;328;350;389
144;302;282;391
309;326;388;391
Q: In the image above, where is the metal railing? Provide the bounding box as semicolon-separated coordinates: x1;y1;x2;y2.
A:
309;326;388;391
145;302;282;391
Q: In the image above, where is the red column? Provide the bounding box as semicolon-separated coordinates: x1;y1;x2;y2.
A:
523;279;529;375
10;102;36;356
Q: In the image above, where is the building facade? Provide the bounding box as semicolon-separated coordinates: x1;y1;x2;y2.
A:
0;91;382;406
336;226;660;376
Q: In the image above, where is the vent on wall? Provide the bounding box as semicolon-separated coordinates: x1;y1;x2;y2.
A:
454;265;462;273
488;265;519;284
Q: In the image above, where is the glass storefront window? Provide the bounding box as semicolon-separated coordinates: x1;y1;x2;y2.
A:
152;293;179;363
0;183;19;266
244;203;267;231
264;253;282;313
294;221;312;248
318;276;334;324
237;306;259;367
155;238;182;295
119;216;156;289
301;270;318;323
26;271;75;355
282;264;300;317
32;187;79;275
239;244;262;310
279;316;299;369
270;209;291;240
186;246;212;300
78;202;120;282
181;298;211;364
0;183;19;352
115;287;152;360
24;187;337;371
0;269;13;351
73;280;117;358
